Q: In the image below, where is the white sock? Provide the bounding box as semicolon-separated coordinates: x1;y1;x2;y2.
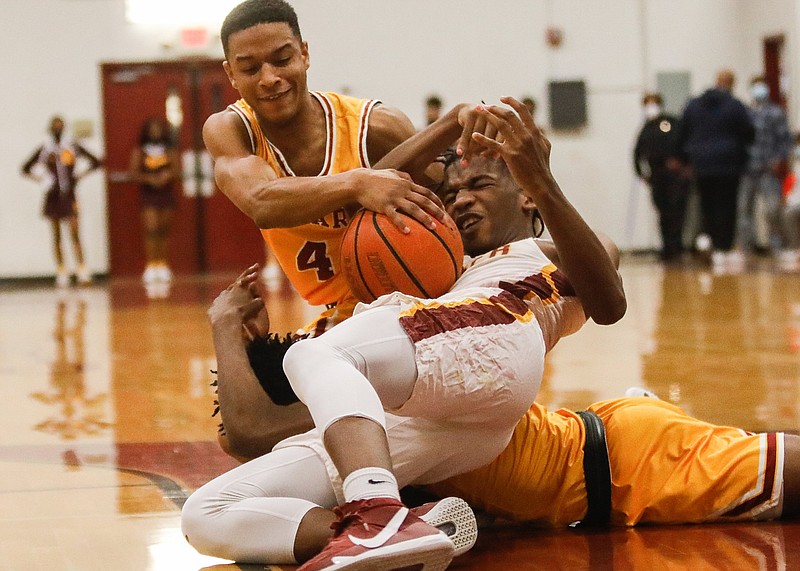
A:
342;467;400;503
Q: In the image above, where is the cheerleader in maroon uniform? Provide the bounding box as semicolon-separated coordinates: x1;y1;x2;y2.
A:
128;117;181;285
21;116;102;287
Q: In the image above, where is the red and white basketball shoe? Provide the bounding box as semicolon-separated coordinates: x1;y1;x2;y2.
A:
412;497;477;557
297;497;455;571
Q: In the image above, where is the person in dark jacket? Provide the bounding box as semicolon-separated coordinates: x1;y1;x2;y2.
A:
634;93;691;262
676;69;755;272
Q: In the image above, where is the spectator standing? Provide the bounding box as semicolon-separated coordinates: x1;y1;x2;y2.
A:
21;116;102;287
737;76;793;258
676;69;755;273
634;93;691;262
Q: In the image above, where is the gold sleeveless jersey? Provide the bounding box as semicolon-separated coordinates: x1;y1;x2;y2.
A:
227;92;380;306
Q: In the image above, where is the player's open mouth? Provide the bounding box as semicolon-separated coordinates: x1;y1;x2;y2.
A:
456;213;482;232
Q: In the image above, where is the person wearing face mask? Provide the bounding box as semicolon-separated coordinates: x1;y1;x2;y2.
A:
633;93;690;262
736;76;794;261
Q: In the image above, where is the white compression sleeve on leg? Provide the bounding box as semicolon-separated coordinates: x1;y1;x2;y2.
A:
235;497;319;564
181;446;336;564
283;304;418;434
284;337;387;433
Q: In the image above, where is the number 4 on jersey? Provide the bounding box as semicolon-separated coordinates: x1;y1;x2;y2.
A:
297;241;335;281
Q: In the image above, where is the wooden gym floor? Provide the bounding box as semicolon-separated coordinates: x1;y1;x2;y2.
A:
1;255;799;570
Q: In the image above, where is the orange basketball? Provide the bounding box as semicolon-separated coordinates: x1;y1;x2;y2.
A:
340;209;464;303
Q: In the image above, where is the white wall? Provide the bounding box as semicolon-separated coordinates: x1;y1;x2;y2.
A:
1;0;797;278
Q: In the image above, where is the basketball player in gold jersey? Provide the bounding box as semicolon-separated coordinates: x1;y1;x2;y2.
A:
206;0;446;317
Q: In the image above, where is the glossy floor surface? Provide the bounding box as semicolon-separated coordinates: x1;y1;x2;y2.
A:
1;256;799;570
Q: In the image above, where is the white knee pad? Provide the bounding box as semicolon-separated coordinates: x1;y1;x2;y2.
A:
283;337;386;434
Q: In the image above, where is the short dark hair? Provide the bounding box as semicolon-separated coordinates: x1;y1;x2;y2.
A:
221;0;302;58
139;117;172;147
642;92;663;106
426;95;443;107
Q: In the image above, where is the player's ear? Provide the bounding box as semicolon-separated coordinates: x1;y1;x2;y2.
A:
223;61;237;90
520;193;537;215
301;41;310;70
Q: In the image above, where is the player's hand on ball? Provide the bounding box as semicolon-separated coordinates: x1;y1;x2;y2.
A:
349;168;445;234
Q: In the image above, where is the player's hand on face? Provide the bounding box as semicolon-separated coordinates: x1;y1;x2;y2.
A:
456;104;502;166
470;96;555;198
208;263;269;339
352;168;446;234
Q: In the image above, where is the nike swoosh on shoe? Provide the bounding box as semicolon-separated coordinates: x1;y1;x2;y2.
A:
347;507;409;549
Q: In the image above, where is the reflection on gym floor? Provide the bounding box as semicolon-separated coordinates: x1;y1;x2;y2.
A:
0;259;798;570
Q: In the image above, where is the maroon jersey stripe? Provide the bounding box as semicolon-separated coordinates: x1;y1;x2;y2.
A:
399;290;531;343
358;100;378;167
721;433;778;517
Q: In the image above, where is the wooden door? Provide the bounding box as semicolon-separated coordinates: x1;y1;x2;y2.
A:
763;34;785;106
101;60;265;277
192;61;266;272
102;62;197;276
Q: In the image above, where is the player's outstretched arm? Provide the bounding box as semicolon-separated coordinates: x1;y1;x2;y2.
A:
374;102;498;186
209;264;313;461
204;109;443;234
472;97;626;325
373;103;468;183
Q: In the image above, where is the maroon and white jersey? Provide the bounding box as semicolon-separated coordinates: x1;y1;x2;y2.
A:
363;238;586;352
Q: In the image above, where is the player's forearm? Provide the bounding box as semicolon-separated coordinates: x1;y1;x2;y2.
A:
535;185;626;325
21;148;42;175
219;165;361;229
212;319;313;456
374;104;467;180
